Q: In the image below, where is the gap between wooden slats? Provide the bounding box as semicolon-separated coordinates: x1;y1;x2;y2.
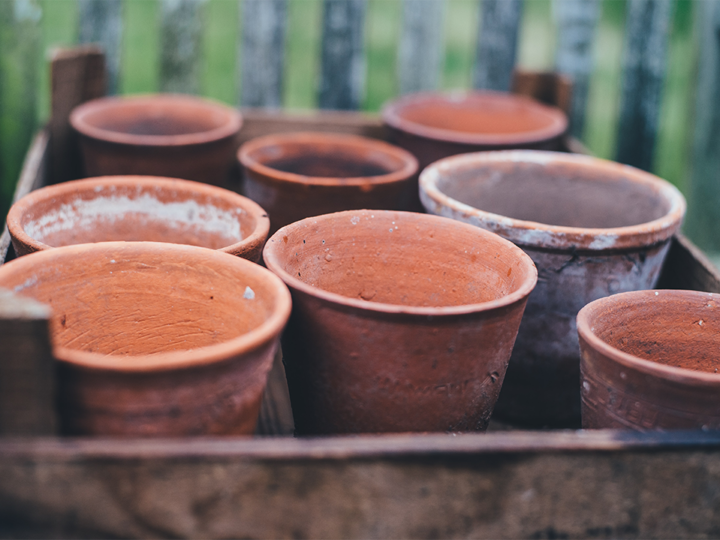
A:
473;0;523;92
614;0;673;171
398;0;445;95
78;0;122;95
160;0;204;94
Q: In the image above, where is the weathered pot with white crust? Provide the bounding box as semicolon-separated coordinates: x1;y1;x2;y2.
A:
420;150;686;427
263;210;537;435
7;176;270;263
578;290;720;430
0;242;291;436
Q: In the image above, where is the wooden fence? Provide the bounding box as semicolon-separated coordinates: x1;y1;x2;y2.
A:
0;0;718;252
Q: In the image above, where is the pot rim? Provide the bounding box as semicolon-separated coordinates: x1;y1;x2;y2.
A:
420;150;687;251
263;210;538;317
6;175;270;257
577;289;720;386
381;90;568;147
237;131;419;187
69;94;242;147
0;242;292;372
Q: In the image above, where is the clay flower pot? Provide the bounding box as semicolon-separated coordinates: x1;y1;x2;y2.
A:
578;290;720;430
0;242;291;436
263;209;537;435
238;132;418;234
420;150;686;428
70;94;242;187
7;176;270;263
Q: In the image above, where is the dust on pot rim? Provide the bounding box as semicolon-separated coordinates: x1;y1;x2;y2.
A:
420;150;686;251
238;131;418;187
578;289;720;387
0;242;292;372
382;91;568;148
70;94;242;147
6;176;270;260
263;209;537;317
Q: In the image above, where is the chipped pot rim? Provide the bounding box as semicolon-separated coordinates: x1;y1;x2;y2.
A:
237;131;419;187
263;209;538;318
577;289;720;386
381;90;568;147
0;242;292;372
419;150;687;251
6;175;270;257
70;94;242;147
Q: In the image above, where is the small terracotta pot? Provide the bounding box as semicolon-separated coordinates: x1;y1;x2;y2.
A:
263;210;537;435
70;94;242;187
7;176;270;263
0;242;291;436
578;290;720;430
238;132;418;234
420;150;686;427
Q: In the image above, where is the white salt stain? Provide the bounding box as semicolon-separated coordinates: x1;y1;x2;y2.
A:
350;216;360;225
243;286;255;300
24;194;244;242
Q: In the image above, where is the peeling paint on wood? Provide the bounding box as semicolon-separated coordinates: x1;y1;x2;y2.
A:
473;0;523;92
398;0;445;95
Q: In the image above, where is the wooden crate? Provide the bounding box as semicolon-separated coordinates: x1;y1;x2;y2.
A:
2;48;720;539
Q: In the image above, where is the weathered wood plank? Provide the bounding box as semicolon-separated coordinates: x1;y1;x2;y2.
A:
656;233;720;293
160;0;204;94
1;432;720;538
512;70;573;115
553;0;600;138
319;0;367;110
614;0;673;171
49;46;106;184
240;0;287;108
255;348;294;436
473;0;523;92
685;0;720;254
398;0;445;95
0;289;55;436
78;0;122;95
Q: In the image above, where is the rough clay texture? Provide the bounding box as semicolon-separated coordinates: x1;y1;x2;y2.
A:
263;210;537;434
579;290;720;430
0;242;290;436
71;95;242;188
420;152;685;427
239;132;418;234
8;177;269;263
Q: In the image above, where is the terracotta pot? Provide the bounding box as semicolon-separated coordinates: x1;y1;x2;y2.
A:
263;209;537;435
70;94;242;187
420;150;686;427
238;132;418;234
7;176;270;263
0;242;291;436
578;290;720;430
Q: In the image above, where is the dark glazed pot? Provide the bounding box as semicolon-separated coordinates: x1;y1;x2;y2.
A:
0;242;291;436
238;132;418;234
420;150;686;427
578;290;720;430
70;94;242;187
263;210;537;435
7;176;270;263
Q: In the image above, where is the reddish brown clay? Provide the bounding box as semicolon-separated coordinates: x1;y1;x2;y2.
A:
420;150;686;427
0;242;291;436
70;94;242;187
578;290;720;430
238;132;418;234
263;210;537;435
7;176;270;263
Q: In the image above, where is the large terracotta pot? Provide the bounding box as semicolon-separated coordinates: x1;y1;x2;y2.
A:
7;176;269;263
578;290;720;430
420;150;686;427
238;132;418;234
0;242;291;436
263;210;537;435
70;94;242;187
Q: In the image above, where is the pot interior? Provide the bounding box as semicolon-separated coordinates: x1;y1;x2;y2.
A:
268;211;534;308
436;161;672;229
588;292;720;374
21;184;252;250
0;244;278;357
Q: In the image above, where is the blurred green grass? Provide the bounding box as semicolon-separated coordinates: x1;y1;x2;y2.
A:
0;0;697;225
